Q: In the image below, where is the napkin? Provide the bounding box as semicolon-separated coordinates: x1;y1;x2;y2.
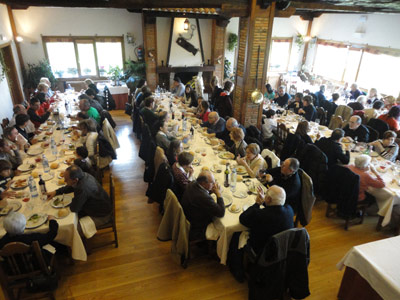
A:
42;244;56;254
205;223;219;240
238;231;250;249
79;216;97;238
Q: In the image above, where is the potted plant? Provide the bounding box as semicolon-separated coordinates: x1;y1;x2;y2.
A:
227;33;238;51
121;60;146;90
108;65;123;86
67;67;78;77
22;60;56;98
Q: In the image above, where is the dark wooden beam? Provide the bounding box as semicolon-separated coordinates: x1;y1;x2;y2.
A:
196;18;205;64
6;5;24;69
166;18;175;67
157;66;215;73
291;1;400;13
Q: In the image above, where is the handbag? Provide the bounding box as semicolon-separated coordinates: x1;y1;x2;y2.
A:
125;102;133;116
27;271;58;293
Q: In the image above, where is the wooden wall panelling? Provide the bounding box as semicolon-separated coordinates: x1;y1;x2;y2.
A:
211;19;226;84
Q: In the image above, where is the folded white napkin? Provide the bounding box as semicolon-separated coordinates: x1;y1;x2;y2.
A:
79;216;97;239
238;231;250;249
206;223;219;240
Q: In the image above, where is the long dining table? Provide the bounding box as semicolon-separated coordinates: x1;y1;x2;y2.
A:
0;92;87;261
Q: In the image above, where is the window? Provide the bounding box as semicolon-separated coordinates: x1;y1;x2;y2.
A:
313;44;348;81
43;36;124;78
269;39;292;72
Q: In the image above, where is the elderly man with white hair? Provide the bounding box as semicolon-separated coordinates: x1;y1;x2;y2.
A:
212;117;246;147
348;95;367;111
343;115;370;143
201;111;226;134
0;212;58;249
347;154;385;203
274;85;291;107
349;83;362;100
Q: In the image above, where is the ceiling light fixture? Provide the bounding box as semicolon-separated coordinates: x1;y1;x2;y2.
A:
16;36;23;42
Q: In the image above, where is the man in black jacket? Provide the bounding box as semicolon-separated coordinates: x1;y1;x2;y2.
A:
181;170;225;240
343;115;369;142
215;117;246;147
201;112;226;134
263;158;301;212
274;86;291;107
315;128;350;168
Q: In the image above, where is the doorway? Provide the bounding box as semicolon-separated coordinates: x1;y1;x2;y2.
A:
0;43;23;105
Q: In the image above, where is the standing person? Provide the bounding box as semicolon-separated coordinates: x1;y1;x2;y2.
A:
171;77;185;97
264;83;275;101
274;86;291;107
182;84;197;107
47;165;112;228
215;80;234;119
298;95;317;122
210;75;222;109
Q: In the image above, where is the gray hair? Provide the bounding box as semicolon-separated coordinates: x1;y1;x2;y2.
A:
354;154;371;169
287;158;300;172
80;98;91;110
266;185;286;206
84;78;94;85
279;85;286;91
227;118;239;128
356;95;367;104
247;143;260;155
4;212;26;236
78;119;97;132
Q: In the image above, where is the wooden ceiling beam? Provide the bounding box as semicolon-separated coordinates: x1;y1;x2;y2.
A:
290;1;396;13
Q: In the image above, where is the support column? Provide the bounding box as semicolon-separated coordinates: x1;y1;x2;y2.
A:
233;1;275;128
211;19;227;83
142;14;158;90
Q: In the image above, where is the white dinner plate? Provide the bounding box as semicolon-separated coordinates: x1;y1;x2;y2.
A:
55;209;71;219
236;166;247;175
47;155;57;162
51;195;73;208
11;178;28;190
17;164;35;172
218;152;235;160
233;190;247;199
27;148;44;156
26;213;47;229
211;165;222;173
8;201;22;212
222;193;233;207
228;204;242;213
42;173;54;181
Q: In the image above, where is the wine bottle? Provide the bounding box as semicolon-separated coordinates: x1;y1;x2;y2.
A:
224;163;230;188
38;175;47;201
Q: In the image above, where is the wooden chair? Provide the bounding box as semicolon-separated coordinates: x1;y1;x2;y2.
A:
275;123;290;155
316;107;327;125
328;115;343;130
88;173;118;252
0;241;56;300
325;202;369;231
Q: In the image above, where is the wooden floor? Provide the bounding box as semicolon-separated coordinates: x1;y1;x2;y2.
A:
53;111;392;300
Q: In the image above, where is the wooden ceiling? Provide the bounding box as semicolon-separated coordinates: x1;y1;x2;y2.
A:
1;0;400;15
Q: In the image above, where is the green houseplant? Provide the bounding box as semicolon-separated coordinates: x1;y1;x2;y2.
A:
23;60;56;92
227;33;238;51
122;60;146;91
0;49;9;82
108;65;123;86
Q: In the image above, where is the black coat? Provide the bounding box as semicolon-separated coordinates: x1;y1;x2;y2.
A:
215;93;233;119
343;124;370;143
301;105;317;122
216;125;246;148
146;162;175;207
275;93;290;107
315;137;350;168
280;133;306;161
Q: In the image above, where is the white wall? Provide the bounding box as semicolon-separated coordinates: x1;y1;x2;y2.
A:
157;17;212;67
225;17;239;75
12;7;143;65
311;13;400;49
0;4;20;132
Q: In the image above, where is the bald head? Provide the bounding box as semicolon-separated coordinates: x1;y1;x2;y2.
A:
349;115;361;130
265;185;286;206
226;118;239;131
208;112;219;125
197;170;215;191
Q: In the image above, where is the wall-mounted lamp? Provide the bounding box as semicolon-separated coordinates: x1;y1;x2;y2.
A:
183;18;190;31
15;36;23;42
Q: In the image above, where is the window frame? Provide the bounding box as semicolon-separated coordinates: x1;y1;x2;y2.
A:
268;37;293;73
42;35;126;79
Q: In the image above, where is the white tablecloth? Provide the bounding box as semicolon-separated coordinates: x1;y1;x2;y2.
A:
337;236;400;300
108;86;129;95
0;96;87;261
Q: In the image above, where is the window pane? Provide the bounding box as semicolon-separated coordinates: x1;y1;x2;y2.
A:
46;42;78;78
96;42;123;76
77;43;96;76
343;49;362;83
313;45;347;81
269;41;291;72
358;52;400;96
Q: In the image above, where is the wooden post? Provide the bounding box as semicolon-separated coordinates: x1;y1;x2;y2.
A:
302;18;313;65
211;19;227;83
233;0;275;128
6;5;24;69
142;14;158;90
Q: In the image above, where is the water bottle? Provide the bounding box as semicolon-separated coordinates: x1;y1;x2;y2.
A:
51;137;57;156
42;154;50;173
230;167;237;192
28;176;39;200
182;118;187;132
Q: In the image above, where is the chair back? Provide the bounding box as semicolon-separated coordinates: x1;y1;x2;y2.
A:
0;241;51;289
334;105;353;122
365;125;379;143
277;123;289;143
367;118;390;139
154;146;168;179
109;173;116;229
316;107;327;125
328;115;343;130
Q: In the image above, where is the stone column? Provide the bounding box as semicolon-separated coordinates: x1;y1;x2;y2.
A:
233;1;275;128
142;14;158;90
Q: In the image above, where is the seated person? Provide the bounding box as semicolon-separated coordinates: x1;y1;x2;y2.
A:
194;96;204;116
240;185;294;254
295;120;313;144
343;115;369;143
15;114;36;144
349;83;362;100
155;120;176;153
262;158;301;211
79;98;101;124
298;95;317;122
287;92;303;113
9;104;35;134
0;139;22;172
264;83;275;100
346;155;385;202
201;112;226;134
172;152;194;198
84;78;99;94
166;139;183;166
140;97;159;127
378;106;400;132
261;109;277;143
79;93;103;114
236;143;267;178
27;98;53;128
364;100;384;123
274;86;291;107
326;93;340;122
228;127;247;158
136;86;152;108
315;128;350;168
198;100;210;123
35;82;50;115
134;79;146;100
182;84;197;107
367;87;380;104
3;126;28;151
0;160;15;201
215;117;246;147
171;77;185;97
181;170;225;240
0;212;58;249
39;77;55;99
78;119;98;162
369;130;399;162
348;95;367;111
47;166;112;227
74;146;95;176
